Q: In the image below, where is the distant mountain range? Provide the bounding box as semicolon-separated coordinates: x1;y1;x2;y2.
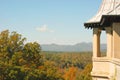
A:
41;42;106;52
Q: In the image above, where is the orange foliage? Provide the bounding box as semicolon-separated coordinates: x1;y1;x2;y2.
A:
38;66;44;69
63;66;78;80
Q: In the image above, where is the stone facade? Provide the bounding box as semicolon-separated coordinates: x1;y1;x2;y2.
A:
84;0;120;79
91;23;120;80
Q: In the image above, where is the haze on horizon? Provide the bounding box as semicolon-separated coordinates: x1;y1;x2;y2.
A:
0;0;106;45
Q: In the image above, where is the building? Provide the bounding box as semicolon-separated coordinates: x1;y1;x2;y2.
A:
84;0;120;80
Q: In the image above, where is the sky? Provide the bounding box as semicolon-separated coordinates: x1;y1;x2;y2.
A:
0;0;106;45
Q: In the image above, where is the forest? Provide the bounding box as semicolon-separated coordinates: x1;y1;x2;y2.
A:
0;30;92;80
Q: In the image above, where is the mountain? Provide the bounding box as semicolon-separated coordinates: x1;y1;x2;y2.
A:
41;42;106;52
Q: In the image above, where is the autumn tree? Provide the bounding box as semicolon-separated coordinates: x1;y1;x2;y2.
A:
64;66;78;80
0;30;64;80
76;63;92;80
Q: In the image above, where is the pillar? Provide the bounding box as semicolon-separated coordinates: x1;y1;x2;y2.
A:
113;23;120;59
93;28;101;58
105;27;113;58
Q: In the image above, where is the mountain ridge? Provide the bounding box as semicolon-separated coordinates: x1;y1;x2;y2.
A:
41;42;106;52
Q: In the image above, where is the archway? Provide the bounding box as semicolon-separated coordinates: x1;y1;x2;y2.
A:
100;30;107;57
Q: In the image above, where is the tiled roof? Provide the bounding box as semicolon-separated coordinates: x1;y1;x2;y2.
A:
84;0;120;28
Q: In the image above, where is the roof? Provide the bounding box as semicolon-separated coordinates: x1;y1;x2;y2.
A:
84;0;120;28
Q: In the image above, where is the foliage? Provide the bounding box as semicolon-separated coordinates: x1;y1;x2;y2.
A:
0;30;63;80
0;30;92;80
41;51;92;80
63;66;78;80
76;64;92;80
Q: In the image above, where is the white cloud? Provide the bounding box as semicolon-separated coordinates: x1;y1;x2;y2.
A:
36;24;54;33
36;24;48;32
49;30;54;33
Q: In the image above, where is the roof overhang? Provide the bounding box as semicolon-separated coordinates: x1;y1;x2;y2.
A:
84;15;120;29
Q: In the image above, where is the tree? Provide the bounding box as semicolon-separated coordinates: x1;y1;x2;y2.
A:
64;66;78;80
76;63;92;80
0;30;26;80
0;30;26;59
0;30;64;80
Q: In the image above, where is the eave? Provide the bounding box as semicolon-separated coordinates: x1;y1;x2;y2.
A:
84;15;120;29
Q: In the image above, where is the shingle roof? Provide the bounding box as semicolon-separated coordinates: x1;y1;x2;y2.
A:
84;0;120;28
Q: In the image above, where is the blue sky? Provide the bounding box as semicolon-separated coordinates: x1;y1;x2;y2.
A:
0;0;105;45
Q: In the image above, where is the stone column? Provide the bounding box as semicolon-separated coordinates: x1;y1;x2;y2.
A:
105;27;112;58
93;28;101;57
113;23;120;58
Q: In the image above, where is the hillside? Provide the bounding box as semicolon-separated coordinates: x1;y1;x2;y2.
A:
41;42;106;52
